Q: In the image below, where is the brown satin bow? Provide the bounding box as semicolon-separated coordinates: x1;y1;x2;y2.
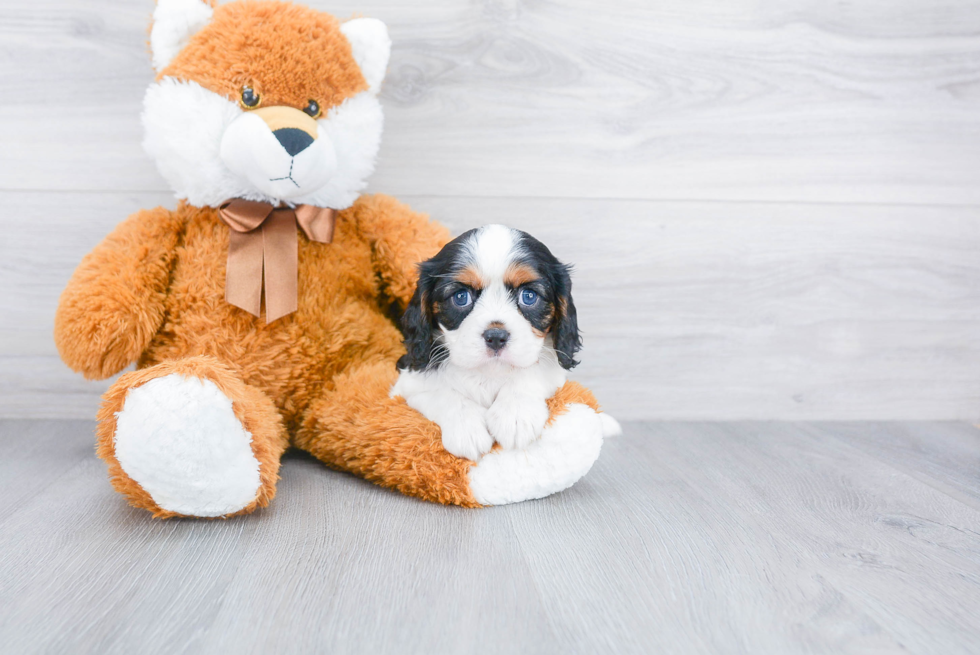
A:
218;199;336;322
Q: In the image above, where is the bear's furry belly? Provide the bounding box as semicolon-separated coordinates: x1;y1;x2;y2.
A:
136;204;405;425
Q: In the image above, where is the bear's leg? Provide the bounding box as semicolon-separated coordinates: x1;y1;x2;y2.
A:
295;360;480;506
295;360;612;507
96;356;288;518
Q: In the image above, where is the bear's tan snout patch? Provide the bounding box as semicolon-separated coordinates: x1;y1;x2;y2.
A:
252;106;319;140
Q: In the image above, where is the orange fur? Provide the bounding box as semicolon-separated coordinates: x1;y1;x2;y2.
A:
295;360;480;507
116;195;449;432
161;1;367;112
54;207;185;380
546;380;602;426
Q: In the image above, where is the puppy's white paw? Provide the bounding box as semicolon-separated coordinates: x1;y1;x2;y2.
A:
439;409;494;461
486;394;550;451
469;403;605;506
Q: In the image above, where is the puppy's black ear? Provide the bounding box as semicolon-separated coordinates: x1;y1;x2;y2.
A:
551;263;582;370
398;273;435;371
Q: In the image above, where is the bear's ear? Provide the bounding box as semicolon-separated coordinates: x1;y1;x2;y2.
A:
340;18;391;95
150;0;215;73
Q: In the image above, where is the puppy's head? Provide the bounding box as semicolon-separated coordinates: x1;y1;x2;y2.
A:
399;225;581;371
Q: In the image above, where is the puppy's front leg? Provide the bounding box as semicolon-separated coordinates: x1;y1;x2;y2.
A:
420;392;493;461
486;368;560;451
486;391;549;451
395;385;494;461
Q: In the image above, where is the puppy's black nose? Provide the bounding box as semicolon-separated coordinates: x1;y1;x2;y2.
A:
483;328;509;352
273;127;314;156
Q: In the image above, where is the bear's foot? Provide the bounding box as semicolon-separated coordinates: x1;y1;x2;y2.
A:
97;357;288;518
468;403;610;506
113;374;261;517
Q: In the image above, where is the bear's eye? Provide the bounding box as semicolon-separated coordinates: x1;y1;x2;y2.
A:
240;86;260;109
303;99;321;119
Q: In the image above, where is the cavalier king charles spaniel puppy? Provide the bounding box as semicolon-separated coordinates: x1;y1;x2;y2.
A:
391;224;617;461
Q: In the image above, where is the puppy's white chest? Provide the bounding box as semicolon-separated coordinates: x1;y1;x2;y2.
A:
448;369;511;408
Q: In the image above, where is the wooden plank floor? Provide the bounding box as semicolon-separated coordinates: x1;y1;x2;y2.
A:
1;421;978;654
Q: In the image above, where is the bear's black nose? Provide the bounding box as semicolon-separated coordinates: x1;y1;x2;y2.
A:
273;127;314;156
483;328;509;352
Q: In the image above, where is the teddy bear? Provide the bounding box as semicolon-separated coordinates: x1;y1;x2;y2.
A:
54;0;613;518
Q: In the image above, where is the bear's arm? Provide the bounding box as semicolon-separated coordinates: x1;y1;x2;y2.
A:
54;206;185;380
350;194;451;310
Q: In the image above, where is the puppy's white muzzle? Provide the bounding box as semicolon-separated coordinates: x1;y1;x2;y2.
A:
220;106;337;200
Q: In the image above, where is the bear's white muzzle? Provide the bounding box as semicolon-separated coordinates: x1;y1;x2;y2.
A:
220;106;337;200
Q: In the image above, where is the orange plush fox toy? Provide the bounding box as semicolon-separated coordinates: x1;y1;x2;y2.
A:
54;0;611;518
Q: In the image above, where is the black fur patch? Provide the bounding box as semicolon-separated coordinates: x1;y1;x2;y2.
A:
513;231;582;369
398;230;478;371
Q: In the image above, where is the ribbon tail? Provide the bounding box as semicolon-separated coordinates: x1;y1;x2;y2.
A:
226;229;264;317
263;210;299;323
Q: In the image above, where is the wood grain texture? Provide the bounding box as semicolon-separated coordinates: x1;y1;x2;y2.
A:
5;191;980;420
804;421;980;510
2;0;980;419
0;0;979;203
1;419;978;654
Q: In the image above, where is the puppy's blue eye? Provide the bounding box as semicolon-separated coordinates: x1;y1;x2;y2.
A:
519;289;538;306
453;290;471;307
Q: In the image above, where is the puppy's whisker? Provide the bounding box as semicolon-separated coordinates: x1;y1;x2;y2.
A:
428;348;450;363
541;349;560;364
426;343;451;370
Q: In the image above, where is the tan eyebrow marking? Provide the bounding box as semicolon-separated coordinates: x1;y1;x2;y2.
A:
456;266;484;290
504;263;539;288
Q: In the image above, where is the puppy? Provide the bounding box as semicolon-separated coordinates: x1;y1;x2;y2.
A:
391;224;587;461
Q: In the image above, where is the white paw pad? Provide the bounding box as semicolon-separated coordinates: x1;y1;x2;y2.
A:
113;374;261;517
486;395;550;451
440;409;494;462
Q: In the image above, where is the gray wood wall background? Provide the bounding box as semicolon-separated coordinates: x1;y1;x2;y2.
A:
2;0;979;421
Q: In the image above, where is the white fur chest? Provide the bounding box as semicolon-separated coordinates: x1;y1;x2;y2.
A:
447;361;566;409
391;359;566;411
